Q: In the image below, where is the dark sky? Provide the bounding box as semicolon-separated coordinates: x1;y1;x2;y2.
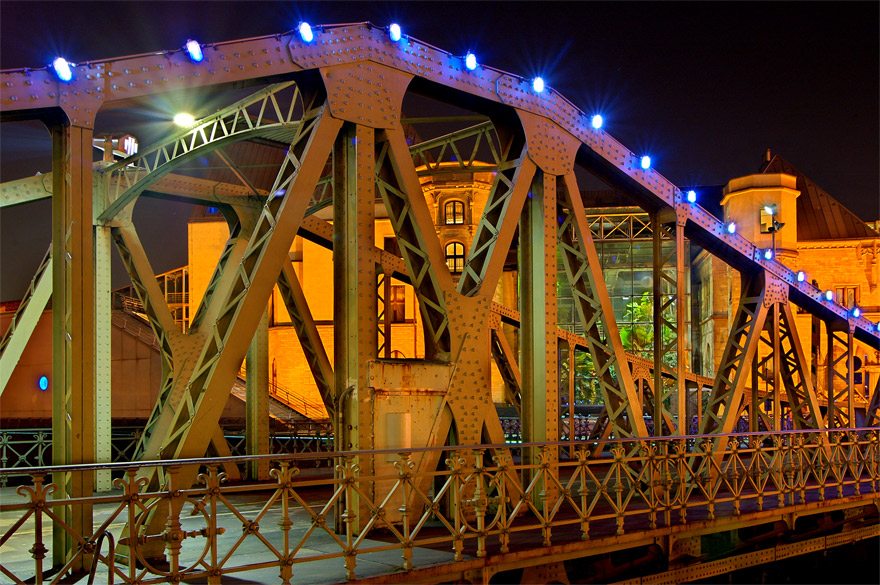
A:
1;1;878;300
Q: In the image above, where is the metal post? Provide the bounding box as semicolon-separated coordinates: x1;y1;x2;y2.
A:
675;220;687;433
94;222;113;491
772;303;782;431
826;322;835;428
51;122;94;569
246;308;270;480
521;171;559;454
333;124;376;532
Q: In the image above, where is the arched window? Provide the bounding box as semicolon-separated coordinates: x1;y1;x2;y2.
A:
444;200;465;225
445;241;465;273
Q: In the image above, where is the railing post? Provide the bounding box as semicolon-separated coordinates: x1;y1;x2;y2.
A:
396;452;413;571
163;466;183;581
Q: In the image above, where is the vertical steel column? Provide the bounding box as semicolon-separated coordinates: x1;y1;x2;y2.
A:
520;172;558;448
246;309;270;480
846;324;855;427
772;303;782;431
652;214;665;435
826;323;836;428
51;123;94;569
675;220;687;432
94;222;113;491
333;124;376;532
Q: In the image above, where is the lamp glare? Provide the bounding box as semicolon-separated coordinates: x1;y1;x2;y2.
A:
298;22;314;43
796;271;806;282
640;156;651;170
465;52;477;71
389;23;402;42
727;222;736;234
853;307;861;318
174;113;195;127
764;205;775;216
764;249;773;260
686;190;696;203
824;290;834;301
52;57;73;82
533;77;545;92
185;40;203;62
590;114;603;129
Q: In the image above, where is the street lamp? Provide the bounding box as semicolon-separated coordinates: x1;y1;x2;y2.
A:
763;205;784;259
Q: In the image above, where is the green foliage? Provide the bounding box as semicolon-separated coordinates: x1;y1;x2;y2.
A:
619;291;678;368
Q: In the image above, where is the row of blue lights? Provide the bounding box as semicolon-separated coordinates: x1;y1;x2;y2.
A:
41;25;880;337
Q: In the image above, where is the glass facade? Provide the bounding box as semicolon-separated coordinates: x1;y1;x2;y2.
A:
557;209;690;405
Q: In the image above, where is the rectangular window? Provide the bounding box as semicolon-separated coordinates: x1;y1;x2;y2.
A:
390;285;406;322
834;286;858;309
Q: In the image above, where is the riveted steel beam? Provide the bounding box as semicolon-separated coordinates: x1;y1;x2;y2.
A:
98;81;303;222
777;302;826;431
701;272;769;435
50;122;94;570
375;127;454;360
457;156;535;299
490;327;522;413
0;246;51;394
521;172;559;447
277;260;334;416
558;172;648;441
245;309;270;480
826;325;855;428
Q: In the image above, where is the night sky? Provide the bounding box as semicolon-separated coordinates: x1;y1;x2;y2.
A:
1;1;878;300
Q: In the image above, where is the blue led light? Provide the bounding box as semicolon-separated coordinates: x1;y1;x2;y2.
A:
38;376;48;391
796;271;806;282
389;23;402;42
763;249;773;260
852;307;861;318
52;57;73;82
298;22;314;43
532;77;544;92
727;221;736;234
824;290;834;301
640;156;651;170
686;190;696;203
185;40;203;62
465;52;477;71
590;114;603;129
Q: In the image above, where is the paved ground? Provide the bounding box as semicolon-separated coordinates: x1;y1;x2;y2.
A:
0;483;461;584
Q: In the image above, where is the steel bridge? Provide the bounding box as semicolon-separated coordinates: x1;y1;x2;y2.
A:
1;21;879;584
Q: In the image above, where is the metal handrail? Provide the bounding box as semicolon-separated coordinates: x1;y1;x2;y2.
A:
1;428;877;584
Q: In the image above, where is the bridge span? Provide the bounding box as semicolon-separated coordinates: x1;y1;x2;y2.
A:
1;20;879;584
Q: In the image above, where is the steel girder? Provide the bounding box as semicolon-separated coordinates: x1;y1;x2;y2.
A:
276;261;334;416
520;172;560;448
650;211;688;435
558;172;648;441
776;302;825;430
0;246;52;393
98;82;303;222
374;128;454;360
50;123;95;570
701;272;769;435
409;120;500;175
826;326;855;428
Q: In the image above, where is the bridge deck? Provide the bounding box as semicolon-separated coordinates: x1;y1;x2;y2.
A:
1;436;877;585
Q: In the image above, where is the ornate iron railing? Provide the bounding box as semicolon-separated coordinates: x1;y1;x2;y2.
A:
1;429;877;584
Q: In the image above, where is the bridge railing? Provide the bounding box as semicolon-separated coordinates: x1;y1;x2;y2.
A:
1;429;877;584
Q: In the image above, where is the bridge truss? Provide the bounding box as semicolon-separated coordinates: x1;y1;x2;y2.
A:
1;21;879;584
